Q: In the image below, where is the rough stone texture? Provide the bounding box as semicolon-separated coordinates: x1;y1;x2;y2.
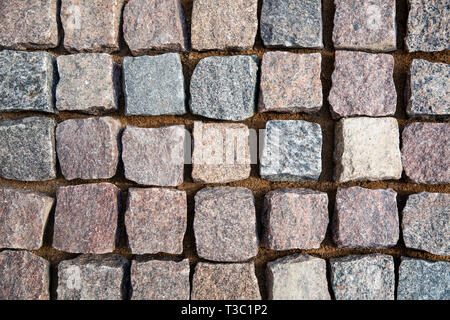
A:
56;54;119;114
334;117;402;182
406;0;449;52
407;59;450;118
329;51;396;119
191;0;258;51
0;117;56;181
402;192;450;256
0;250;50;300
131;259;190;300
57;254;129;300
123;0;188;55
260;0;323;49
121;125;185;186
0;188;53;250
0;50;55;113
125;188;187;254
259;52;322;113
56;117;122;180
333;187;399;249
61;0;123;53
330;254;395;300
267;254;330;300
194;187;258;262
0;0;58;50
123;54;186;116
192;263;261;300
401;122;449;184
333;0;397;52
263;188;328;250
260;120;322;182
190;55;258;121
192;121;251;183
53;183;120;254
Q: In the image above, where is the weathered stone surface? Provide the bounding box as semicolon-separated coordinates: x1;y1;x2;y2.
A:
56;53;119;114
56;117;122;180
61;0;123;53
190;55;258;121
267;254;330;300
57;254;129;300
191;0;258;51
0;50;55;113
192;263;261;300
260;120;322;182
123;54;186;116
0;0;58;50
263;189;328;250
407;59;450;118
260;0;323;49
329;51;396;119
123;0;188;55
334;117;402;182
401;122;449;184
125;188;187;254
131;259;190;300
331;254;395;300
259;52;322;113
122;125;185;186
333;0;396;52
0;117;56;181
398;258;449;300
194;187;258;262
0;250;50;300
53;183;120;254
403;192;450;256
192;121;250;183
0;188;53;250
406;0;449;52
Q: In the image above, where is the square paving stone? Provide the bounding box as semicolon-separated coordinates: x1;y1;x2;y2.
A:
53;183;120;254
123;54;186;116
333;0;397;52
402;192;449;256
398;258;449;300
125;188;187;254
0;50;55;114
0;187;53;250
334;117;402;182
0;116;56;181
328;51;396;119
259;52;322;114
267;254;330;300
0;250;50;300
190;55;258;121
330;254;395;300
191;0;258;51
194;187;258;262
60;0;123;53
123;0;188;55
260;0;323;49
260;120;322;182
131;259;190;300
401;122;449;184
56;53;119;114
192;262;261;300
0;0;58;50
192;121;251;183
121;125;185;186
57;254;129;300
263;188;328;250
333;187;399;249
